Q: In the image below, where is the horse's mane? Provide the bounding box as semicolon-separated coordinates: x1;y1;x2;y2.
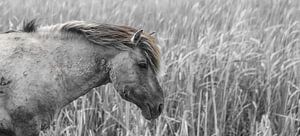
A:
22;20;160;74
23;19;38;33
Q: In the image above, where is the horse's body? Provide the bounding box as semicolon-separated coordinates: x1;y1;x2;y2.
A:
0;21;163;136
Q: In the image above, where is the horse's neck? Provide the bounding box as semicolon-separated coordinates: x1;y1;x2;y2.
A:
39;34;117;106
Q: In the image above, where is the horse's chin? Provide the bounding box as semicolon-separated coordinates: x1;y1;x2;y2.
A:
138;103;160;120
140;106;152;120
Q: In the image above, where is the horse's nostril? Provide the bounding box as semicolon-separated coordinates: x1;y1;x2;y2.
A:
146;103;151;110
124;91;129;98
123;86;131;98
158;104;163;113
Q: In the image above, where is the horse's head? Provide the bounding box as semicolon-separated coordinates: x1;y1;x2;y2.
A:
109;30;164;120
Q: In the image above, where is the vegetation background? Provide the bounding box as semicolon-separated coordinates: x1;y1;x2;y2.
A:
0;0;300;135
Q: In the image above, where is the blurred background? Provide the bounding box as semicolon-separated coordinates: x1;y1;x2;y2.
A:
1;0;300;136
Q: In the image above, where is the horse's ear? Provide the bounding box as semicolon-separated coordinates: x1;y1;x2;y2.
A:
149;31;156;36
131;29;143;44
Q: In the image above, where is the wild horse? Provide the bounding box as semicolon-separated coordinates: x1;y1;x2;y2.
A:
0;20;164;136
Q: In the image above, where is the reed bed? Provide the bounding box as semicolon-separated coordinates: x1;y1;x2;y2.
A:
0;0;299;135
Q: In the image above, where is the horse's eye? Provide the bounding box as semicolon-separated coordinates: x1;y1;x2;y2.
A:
138;61;148;69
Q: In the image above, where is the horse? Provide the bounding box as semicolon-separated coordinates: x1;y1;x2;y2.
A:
0;20;164;136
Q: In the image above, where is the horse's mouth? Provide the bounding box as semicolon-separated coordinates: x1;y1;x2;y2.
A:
122;96;153;120
139;104;152;120
124;96;160;120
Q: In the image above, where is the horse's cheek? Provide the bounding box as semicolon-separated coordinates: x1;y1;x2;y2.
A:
10;106;40;136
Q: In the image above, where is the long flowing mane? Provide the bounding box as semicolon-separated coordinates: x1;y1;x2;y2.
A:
22;20;160;74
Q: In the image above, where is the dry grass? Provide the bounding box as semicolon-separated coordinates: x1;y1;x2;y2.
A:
1;0;300;135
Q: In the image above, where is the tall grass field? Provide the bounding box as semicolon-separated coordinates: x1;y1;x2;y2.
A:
1;0;300;135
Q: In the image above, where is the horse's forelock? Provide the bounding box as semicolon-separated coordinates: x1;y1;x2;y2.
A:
139;34;160;74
